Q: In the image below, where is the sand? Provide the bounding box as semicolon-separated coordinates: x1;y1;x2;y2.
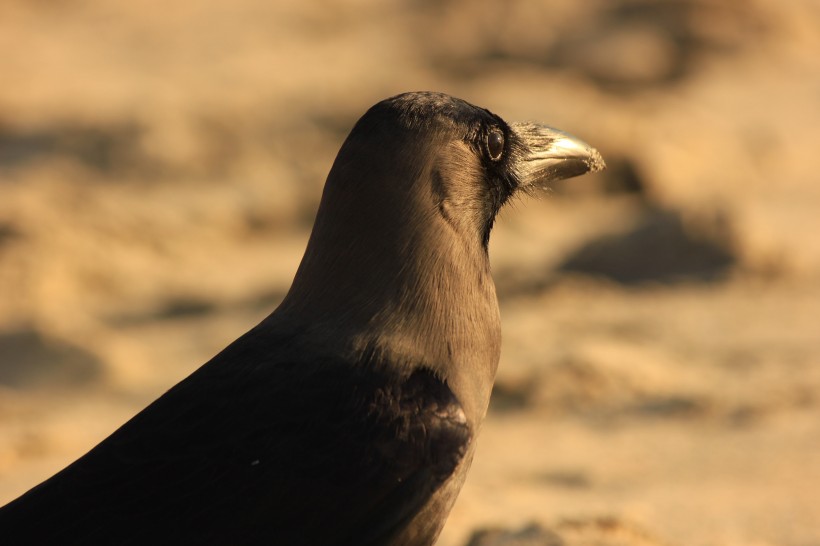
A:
1;1;819;544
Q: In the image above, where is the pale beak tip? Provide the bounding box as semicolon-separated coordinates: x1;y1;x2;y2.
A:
588;148;606;173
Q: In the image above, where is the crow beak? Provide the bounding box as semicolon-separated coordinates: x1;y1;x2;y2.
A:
510;122;606;189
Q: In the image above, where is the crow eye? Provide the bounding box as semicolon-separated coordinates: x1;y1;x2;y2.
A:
487;130;504;161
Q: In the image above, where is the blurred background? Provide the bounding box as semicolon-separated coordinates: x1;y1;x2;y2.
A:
1;0;819;544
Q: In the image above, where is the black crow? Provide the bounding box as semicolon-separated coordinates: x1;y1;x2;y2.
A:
0;92;604;545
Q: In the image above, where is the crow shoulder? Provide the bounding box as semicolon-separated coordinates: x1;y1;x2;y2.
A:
0;331;471;546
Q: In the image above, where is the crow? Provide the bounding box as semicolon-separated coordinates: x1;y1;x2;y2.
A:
0;92;604;545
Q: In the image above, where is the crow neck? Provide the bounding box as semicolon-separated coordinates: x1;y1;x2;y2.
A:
272;200;501;425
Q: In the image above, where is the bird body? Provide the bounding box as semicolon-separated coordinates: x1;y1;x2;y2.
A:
0;92;603;545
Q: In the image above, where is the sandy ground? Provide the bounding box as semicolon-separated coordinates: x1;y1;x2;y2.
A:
1;1;819;544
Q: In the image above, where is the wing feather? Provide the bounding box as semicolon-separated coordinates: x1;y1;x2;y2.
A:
0;331;471;546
